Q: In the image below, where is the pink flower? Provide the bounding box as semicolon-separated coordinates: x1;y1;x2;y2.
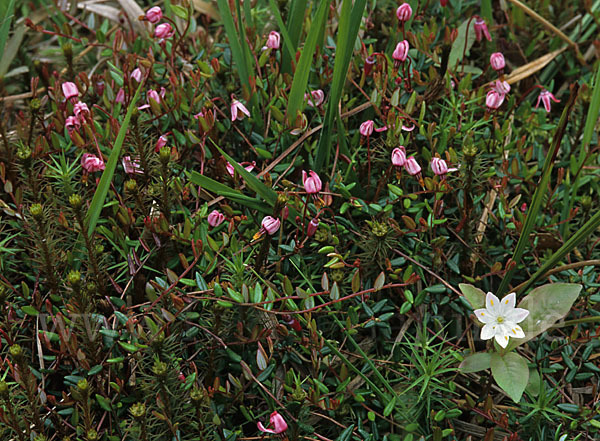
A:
306;218;319;237
302;170;322;194
486;90;504;110
490;52;505;71
364;55;376;76
207;210;225;227
393;40;409;63
62;82;79;101
154;23;174;39
130;68;142;83
491;80;510;95
431;157;452;175
155;134;168;152
115;88;125;104
65;116;80;133
73;101;89;119
396;3;412;22
391;146;406;167
139;90;161;110
261;216;280;235
145;6;162;24
474;17;491;42
226;161;256;177
535;89;560;113
122;156;143;175
360;120;374;137
266;31;280;50
230;99;250;121
81;153;105;173
305;89;325;107
257;411;288;434
404;156;421;176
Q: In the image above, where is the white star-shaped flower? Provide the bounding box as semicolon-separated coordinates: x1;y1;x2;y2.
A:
474;292;529;348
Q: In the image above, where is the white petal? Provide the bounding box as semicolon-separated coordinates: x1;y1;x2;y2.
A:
480;323;496;340
495;332;509;348
508;324;525;338
499;292;516;314
486;292;501;315
474;308;495;323
506;307;529;323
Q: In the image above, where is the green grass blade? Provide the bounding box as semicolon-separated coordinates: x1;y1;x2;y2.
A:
497;87;577;296
85;84;142;236
0;0;15;56
266;0;296;64
216;0;251;91
314;0;367;172
518;209;600;294
560;63;600;238
281;0;307;74
286;0;330;125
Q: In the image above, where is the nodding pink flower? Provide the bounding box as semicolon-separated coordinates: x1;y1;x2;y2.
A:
536;89;560;113
486;90;505;110
404;156;421;176
115;88;125;104
122;156;143;175
364;55;376;76
306;218;319;237
148;89;161;104
266;31;280;50
155;134;168;152
474;17;491;42
226;161;256;177
431;157;458;176
490;52;505;71
65;116;81;133
154;23;174;39
230;99;251;121
305;89;325;107
396;3;412;22
261;216;280;235
81;153;105;173
130;68;142;83
492;80;510;95
360;120;374;137
257;411;288;434
207;210;225;227
392;40;410;64
145;6;162;24
391;146;407;167
62;82;79;101
73;101;89;120
302;170;322;194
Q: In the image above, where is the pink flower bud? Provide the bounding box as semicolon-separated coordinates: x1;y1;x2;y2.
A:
302;170;322;194
65;116;80;133
486;90;504;110
364;55;376;76
266;31;280;50
230;99;251;121
396;3;412;22
360;120;374;137
155;134;168;152
62;82;79;101
261;216;280;235
392;40;410;63
492;79;510;95
305;89;325;107
404;156;421;176
207;210;225;227
81;153;105;173
115;88;125;104
154;23;174;39
73;101;89;121
535;89;560;113
474;17;491;42
430;157;449;175
257;411;288;434
391;146;406;167
440;0;448;5
281;206;289;220
490;52;505;71
306;218;319;237
145;6;162;24
130;68;142;83
226;161;256;177
122;156;143;175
